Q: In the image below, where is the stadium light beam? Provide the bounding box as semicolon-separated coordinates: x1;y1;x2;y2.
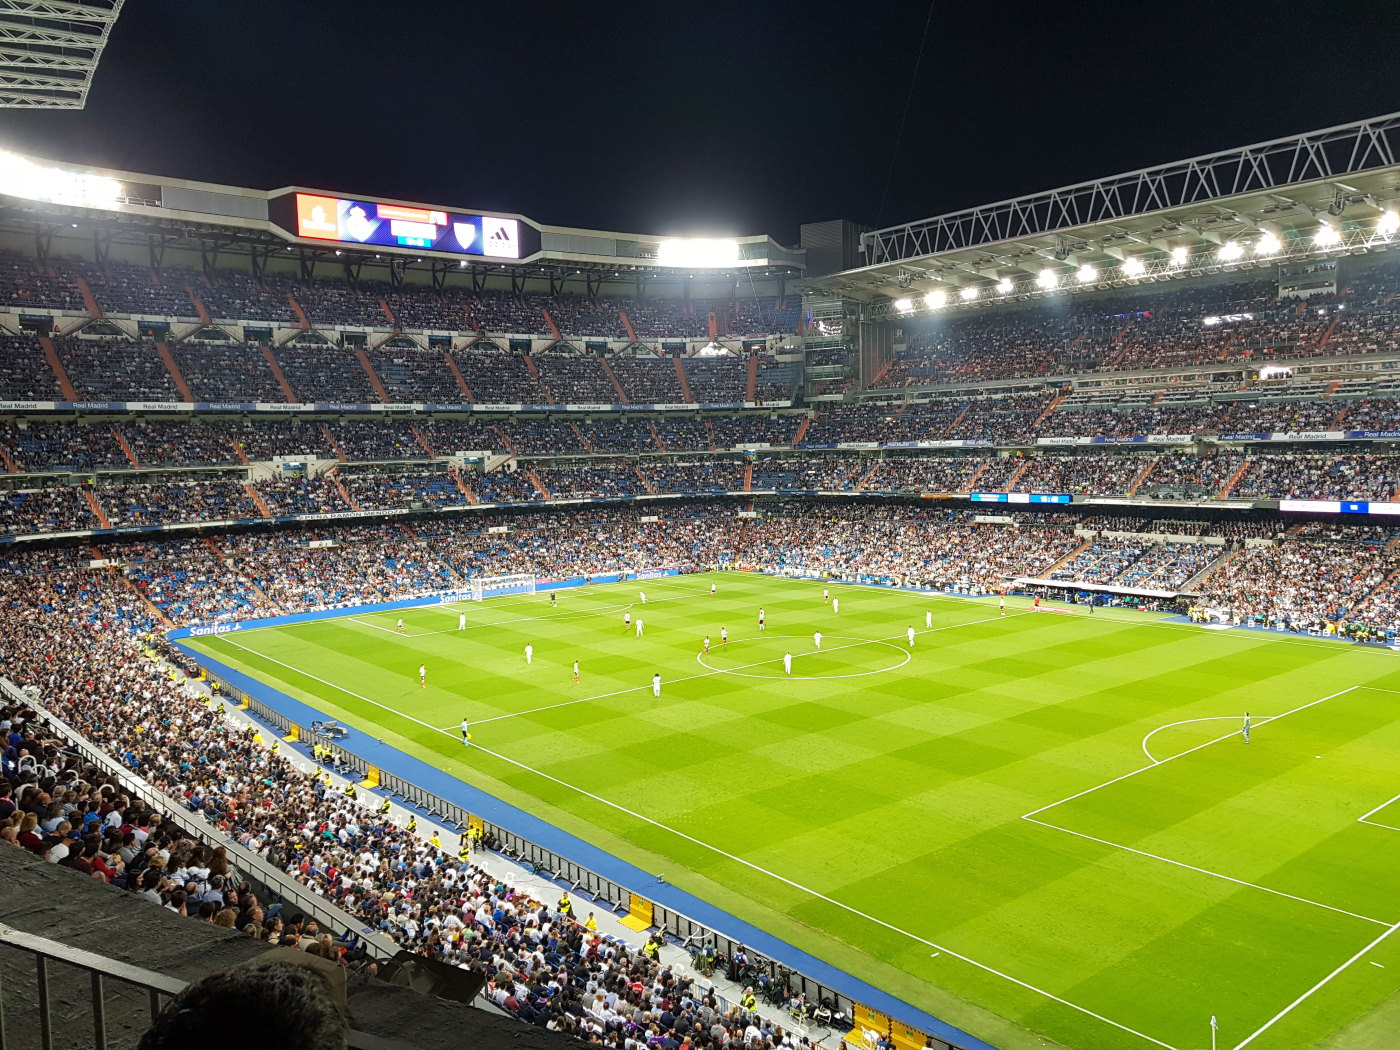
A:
893;297;914;315
1036;268;1058;289
1378;210;1400;237
924;288;947;309
1218;240;1244;261
1076;264;1097;284
1314;222;1342;248
1255;232;1282;255
960;285;979;301
1169;245;1189;267
996;277;1014;294
1121;257;1145;277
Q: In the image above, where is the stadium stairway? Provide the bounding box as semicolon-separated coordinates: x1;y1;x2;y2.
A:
1125;456;1160;496
855;462;881;491
1003;458;1033;491
1319;313;1342;348
570;423;594;453
410;425;436;457
960;461;989;493
331;473;359;510
598;354;629;403
940;403;970;437
451;470;480;505
648;420;666;451
112;427;140;468
241;482;272;517
81;487;110;529
633;465;656;494
1031;395;1064;429
379;297;396;326
745;355;758;401
355;349;391;402
1043;537;1092;577
229;438;250;466
322;425;347;462
38;335;77;400
155;341;195;402
1217;458;1255;498
521;353;552;403
673;357;694;403
444;351;476;402
792;415;811;445
121;571;174;627
703;418;717;451
540;307;561;342
75;276;102;318
286;292;311;329
524;468;551;500
743;461;753;492
0;444;17;473
870;358;895;386
491;425;517;455
618;310;639;344
260;345;297;402
1182;546;1237;592
186;286;213;324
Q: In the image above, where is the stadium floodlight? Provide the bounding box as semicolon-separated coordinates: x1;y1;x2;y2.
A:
924;289;947;309
1169;245;1189;267
960;285;979;301
656;238;740;268
1036;268;1058;289
0;151;121;210
893;297;914;315
1378;210;1400;237
1255;232;1282;255
1121;257;1145;277
1314;222;1342;248
996;277;1014;294
1218;240;1244;261
1076;264;1097;284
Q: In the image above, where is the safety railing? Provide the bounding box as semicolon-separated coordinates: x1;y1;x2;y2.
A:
0;922;416;1050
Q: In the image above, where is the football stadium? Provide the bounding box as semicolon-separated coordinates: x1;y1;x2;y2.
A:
5;7;1400;1050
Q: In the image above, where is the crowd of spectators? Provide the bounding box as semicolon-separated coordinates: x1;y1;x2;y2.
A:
58;339;182;402
273;343;377;404
172;340;290;403
85;261;200;319
366;344;466;404
535;353;619;403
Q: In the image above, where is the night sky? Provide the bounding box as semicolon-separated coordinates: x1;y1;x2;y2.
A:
0;0;1397;244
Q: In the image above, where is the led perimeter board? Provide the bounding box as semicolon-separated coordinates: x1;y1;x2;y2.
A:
268;192;540;260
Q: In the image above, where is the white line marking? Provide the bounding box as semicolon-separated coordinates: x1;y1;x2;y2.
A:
695;634;912;680
1022;815;1389;926
1025;687;1396;926
206;610;1175;1048
471;614;1020;726
1357;792;1400;832
1232;917;1400;1049
1141;716;1277;764
1023;687;1360;820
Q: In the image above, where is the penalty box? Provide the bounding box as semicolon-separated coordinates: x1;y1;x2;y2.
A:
1024;685;1400;926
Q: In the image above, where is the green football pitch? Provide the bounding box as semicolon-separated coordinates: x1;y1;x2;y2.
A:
187;571;1400;1050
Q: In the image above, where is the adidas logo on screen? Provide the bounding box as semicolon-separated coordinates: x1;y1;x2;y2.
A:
483;218;520;258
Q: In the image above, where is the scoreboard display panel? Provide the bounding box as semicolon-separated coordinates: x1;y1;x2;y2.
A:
269;192;538;260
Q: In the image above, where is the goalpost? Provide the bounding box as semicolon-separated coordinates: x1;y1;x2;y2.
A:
466;573;537;601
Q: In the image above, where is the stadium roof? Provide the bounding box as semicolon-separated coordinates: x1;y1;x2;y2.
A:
804;112;1400;320
0;0;126;109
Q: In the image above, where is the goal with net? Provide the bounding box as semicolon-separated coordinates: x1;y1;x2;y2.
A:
466;573;536;601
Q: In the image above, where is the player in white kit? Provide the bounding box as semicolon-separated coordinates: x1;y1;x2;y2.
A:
721;627;728;647
639;591;647;604
460;718;471;746
833;597;839;614
758;608;765;631
524;643;533;665
711;583;717;597
822;587;829;603
925;610;932;628
999;595;1005;616
907;625;916;647
652;672;661;698
813;631;822;650
459;612;466;630
635;618;644;637
397;618;405;634
783;651;792;675
624;611;632;631
419;663;426;688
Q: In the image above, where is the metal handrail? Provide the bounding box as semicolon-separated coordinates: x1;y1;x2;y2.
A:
0;922;417;1050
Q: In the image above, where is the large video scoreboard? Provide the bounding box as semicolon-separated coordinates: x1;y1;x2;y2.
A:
268;192;540;260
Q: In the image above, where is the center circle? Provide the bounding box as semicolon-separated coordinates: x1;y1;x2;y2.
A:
694;634;911;680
